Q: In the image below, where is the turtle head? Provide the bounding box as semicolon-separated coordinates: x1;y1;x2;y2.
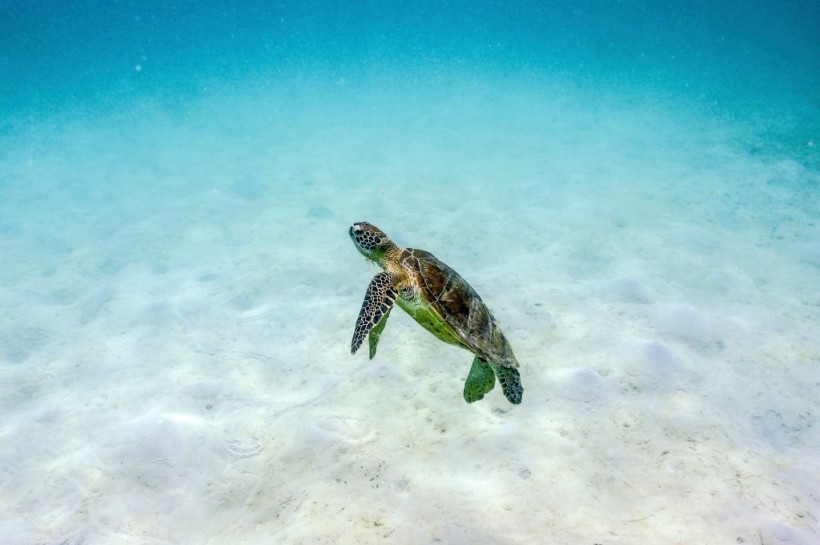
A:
349;222;397;265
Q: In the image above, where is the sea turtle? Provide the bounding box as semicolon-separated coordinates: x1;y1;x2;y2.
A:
349;221;523;405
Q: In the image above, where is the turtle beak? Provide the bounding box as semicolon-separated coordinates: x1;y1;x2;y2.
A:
349;224;363;246
350;222;368;238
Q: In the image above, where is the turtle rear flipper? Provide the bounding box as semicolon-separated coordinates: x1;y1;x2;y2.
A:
493;364;523;405
351;271;397;355
463;356;495;403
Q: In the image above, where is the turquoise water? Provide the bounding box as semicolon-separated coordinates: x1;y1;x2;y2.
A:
1;2;818;544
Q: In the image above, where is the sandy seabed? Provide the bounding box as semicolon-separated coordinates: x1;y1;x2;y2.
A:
0;75;818;544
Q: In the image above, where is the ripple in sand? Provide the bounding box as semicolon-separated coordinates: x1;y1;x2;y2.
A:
225;437;263;459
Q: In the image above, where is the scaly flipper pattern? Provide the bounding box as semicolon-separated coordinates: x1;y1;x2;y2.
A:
351;271;397;355
492;363;523;405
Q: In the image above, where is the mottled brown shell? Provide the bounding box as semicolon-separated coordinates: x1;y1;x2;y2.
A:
399;248;518;369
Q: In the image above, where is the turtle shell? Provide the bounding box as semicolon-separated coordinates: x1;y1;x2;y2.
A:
398;248;518;369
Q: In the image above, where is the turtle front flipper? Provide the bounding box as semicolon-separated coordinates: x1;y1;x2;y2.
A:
368;307;392;359
463;356;496;403
492;363;523;405
351;272;397;355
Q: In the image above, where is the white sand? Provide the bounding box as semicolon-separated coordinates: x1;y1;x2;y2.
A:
0;74;818;544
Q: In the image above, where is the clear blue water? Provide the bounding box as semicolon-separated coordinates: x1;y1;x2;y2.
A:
3;1;819;119
0;2;818;544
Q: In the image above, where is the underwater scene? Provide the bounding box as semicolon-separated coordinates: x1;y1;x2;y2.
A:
1;1;818;543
